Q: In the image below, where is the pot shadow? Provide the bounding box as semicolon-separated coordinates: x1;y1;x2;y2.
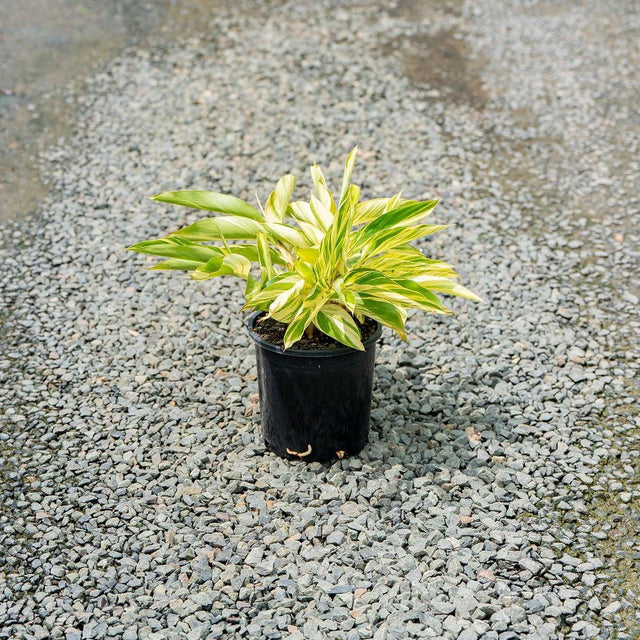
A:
363;361;517;477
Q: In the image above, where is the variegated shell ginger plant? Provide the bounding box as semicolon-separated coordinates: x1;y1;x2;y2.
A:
128;147;482;350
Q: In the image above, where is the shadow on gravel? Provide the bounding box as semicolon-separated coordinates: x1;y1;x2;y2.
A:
383;29;488;108
389;0;464;20
384;0;486;108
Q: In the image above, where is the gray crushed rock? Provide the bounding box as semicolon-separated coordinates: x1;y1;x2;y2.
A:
1;0;638;638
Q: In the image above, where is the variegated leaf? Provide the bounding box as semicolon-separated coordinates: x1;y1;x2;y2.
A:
309;195;333;231
354;196;412;224
256;232;275;282
265;174;296;223
150;190;262;220
315;304;364;351
245;273;303;306
150;259;205;271
309;164;335;214
339;146;358;208
263;222;312;248
127;237;221;263
283;287;329;349
170;216;263;241
360;199;439;236
269;278;306;323
345;269;449;313
354;224;449;262
190;253;252;281
352;293;407;340
411;275;484;302
289;200;317;225
365;247;458;279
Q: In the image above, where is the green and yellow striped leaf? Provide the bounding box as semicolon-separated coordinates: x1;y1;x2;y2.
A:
170;216;263;241
352;293;407;340
150;190;262;220
315;304;364;351
263;222;312;248
127;237;221;263
309;195;333;231
309;164;335;214
288;200;316;225
333;183;360;253
268;278;307;323
283;287;330;350
288;201;327;243
339;146;358;207
256;232;275;282
359;199;438;236
354;224;449;262
365;246;458;279
265;174;296;223
245;273;303;306
412;275;484;302
344;269;450;313
190;253;252;281
354;195;412;224
150;259;205;271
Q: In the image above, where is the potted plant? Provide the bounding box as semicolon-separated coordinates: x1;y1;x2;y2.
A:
128;148;481;462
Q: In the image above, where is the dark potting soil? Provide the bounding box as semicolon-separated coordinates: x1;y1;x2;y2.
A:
254;314;378;351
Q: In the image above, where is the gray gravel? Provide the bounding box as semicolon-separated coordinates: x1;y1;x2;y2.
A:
1;0;639;639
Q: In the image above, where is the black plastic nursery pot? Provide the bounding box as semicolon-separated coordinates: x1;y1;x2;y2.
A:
247;312;382;463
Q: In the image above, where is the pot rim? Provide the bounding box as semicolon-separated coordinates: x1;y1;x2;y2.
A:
247;310;382;357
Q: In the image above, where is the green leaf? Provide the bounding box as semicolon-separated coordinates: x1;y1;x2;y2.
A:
345;269;449;313
360;199;438;236
294;259;315;284
332;278;357;313
288;201;326;244
245;273;303;306
150;259;205;271
392;277;450;312
245;275;261;298
295;221;325;245
263;222;312;248
256;232;275;282
334;183;360;252
365;246;458;279
352;294;407;340
309;195;333;231
339;146;358;208
309;164;335;214
226;243;283;264
314;183;360;284
170;216;264;241
265;174;296;223
296;247;320;263
268;278;306;323
150;190;262;220
412;275;484;302
191;253;252;281
354;224;449;261
315;304;364;350
283;287;329;349
288;200;316;224
127;237;222;263
354;195;412;224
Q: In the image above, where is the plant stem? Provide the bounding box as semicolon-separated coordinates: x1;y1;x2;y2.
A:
305;324;315;339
